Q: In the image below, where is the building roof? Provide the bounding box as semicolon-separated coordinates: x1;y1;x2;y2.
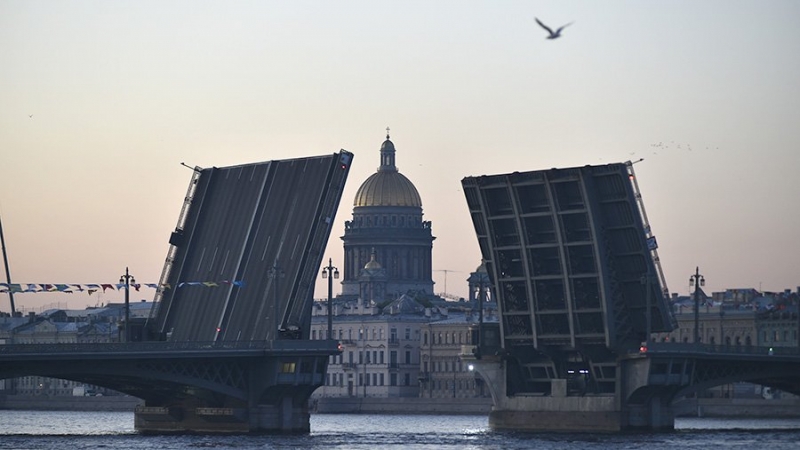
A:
382;294;425;315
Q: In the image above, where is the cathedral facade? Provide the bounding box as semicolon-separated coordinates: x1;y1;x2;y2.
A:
340;132;435;302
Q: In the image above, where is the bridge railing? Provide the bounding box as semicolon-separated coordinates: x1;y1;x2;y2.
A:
0;339;341;356
640;341;800;357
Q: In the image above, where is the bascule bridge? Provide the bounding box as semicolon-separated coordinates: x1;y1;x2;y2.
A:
460;162;686;431
1;150;353;433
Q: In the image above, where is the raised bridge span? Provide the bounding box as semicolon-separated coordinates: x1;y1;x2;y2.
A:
1;150;353;433
460;161;800;431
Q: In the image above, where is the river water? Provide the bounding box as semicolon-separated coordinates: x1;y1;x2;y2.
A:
1;411;800;449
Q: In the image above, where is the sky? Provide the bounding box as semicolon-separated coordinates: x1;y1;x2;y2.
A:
1;1;799;314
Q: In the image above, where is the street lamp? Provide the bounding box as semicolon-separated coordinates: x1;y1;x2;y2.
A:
321;258;339;340
119;267;135;343
689;267;705;345
475;261;489;359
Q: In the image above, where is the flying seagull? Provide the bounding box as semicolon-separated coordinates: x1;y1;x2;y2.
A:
535;17;573;39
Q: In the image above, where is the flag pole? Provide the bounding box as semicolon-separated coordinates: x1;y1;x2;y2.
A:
0;211;16;315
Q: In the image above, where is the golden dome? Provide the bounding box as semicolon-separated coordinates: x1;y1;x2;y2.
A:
354;171;422;207
353;133;422;208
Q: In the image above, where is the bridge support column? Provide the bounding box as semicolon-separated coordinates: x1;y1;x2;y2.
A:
132;350;331;434
623;396;675;431
135;392;314;433
247;396;311;433
463;350;678;432
464;353;625;432
488;394;624;432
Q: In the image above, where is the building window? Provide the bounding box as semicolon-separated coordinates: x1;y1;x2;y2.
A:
405;350;411;364
405;328;411;340
390;374;397;386
424;332;428;345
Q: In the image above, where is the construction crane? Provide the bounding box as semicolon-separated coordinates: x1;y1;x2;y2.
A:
434;269;463;299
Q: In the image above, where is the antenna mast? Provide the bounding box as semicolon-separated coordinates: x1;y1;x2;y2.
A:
0;212;16;314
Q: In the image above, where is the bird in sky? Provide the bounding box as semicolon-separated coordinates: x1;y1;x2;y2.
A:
535;17;573;40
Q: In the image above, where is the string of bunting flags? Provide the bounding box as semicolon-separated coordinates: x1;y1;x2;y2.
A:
0;281;244;294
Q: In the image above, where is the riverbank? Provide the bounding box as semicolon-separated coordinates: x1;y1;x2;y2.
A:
674;397;800;418
314;396;800;417
3;394;799;418
0;394;141;411
313;397;493;415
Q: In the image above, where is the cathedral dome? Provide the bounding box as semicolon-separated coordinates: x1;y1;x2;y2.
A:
354;171;422;207
353;133;422;208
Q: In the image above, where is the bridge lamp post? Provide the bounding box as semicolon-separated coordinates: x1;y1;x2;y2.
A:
321;258;339;340
120;267;135;343
689;267;705;346
478;278;486;355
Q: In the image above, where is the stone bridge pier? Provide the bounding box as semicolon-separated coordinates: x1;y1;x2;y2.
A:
130;349;333;433
463;351;685;432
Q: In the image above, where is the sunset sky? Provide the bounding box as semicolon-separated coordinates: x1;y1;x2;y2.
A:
1;1;799;313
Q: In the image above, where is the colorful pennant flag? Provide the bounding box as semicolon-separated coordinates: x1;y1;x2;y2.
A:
0;281;244;294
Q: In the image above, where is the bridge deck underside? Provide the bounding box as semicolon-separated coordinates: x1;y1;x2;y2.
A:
152;151;352;342
462;163;674;393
